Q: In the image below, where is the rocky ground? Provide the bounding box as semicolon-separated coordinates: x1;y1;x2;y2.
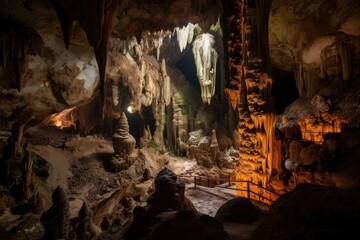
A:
0;124;235;239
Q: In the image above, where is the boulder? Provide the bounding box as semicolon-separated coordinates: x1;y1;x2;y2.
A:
251;184;360;240
215;197;264;224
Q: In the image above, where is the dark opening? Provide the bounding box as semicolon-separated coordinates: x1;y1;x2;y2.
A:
141;106;156;136
271;67;299;114
124;111;142;145
176;47;201;91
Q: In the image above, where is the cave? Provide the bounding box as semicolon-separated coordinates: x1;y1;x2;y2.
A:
271;67;299;114
1;0;360;239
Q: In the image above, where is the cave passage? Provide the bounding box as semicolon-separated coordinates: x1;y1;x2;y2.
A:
271;67;299;114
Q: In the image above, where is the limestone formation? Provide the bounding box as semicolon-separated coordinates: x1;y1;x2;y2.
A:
107;154;135;173
210;129;219;163
126;168;213;239
252;184;360;240
112;114;136;156
224;0;275;197
76;201;100;240
192;33;218;104
40;186;70;240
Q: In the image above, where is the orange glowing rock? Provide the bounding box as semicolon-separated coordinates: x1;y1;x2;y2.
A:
224;88;240;111
44;107;76;129
296;113;348;143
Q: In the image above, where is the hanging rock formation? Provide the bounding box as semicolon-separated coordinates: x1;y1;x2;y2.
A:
0;20;44;91
192;33;218;104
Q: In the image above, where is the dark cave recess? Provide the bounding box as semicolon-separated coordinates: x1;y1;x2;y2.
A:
271;67;299;114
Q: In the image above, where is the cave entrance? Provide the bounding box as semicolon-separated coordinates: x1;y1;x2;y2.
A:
125;106;156;146
124;111;142;145
271;67;299;114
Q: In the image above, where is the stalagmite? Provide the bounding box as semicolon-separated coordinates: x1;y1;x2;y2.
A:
40;186;70;240
210;129;219;163
192;33;218;104
112;114;136;156
162;59;172;106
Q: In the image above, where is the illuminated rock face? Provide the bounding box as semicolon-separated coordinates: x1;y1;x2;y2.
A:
224;0;276;204
296;113;348;144
192;33;218;104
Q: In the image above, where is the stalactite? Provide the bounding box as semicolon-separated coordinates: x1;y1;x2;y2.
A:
293;64;305;97
339;41;352;80
192;33;218;104
174;23;195;53
175;26;188;52
51;0;118;120
0;20;44;91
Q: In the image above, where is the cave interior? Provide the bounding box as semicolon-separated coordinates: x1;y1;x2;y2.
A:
0;0;360;239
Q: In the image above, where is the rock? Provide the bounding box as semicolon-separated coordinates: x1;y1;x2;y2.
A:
0;188;15;216
288;140;303;164
75;201;100;240
141;210;228;240
127;168;196;238
12;215;44;240
232;130;241;149
147;168;186;211
39;186;71;240
215;197;264;224
299;143;323;166
251;184;360;240
217;134;233;151
311;94;330;112
112;114;136;156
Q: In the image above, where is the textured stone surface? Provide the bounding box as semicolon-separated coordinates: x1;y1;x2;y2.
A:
269;0;360;71
251;184;360;240
215;197;264;224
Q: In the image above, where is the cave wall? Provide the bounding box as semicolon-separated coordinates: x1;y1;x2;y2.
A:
269;0;360;190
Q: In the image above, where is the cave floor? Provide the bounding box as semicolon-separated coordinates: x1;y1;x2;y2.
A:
1;125;260;239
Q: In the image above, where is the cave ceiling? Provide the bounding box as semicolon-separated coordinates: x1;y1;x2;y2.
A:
0;0;222;44
0;0;223;119
269;0;360;72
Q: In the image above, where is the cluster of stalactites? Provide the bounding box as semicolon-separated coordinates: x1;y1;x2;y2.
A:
174;23;196;52
192;33;218;104
293;64;319;97
254;113;276;180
